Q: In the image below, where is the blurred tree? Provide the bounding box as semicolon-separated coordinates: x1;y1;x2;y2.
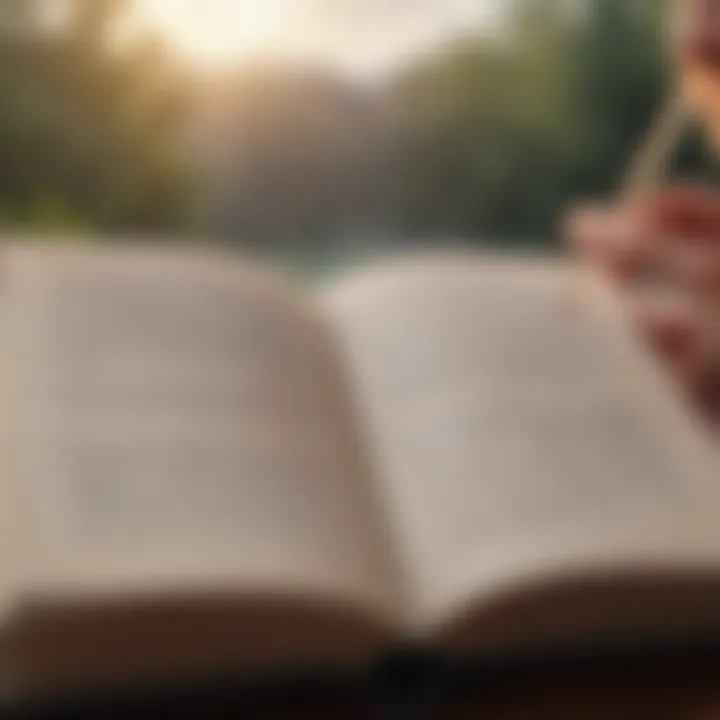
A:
383;0;679;245
0;0;692;248
0;0;38;32
0;0;191;233
569;0;669;195
68;0;124;41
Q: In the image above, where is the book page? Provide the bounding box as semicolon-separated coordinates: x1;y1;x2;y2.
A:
1;245;398;641
324;254;720;641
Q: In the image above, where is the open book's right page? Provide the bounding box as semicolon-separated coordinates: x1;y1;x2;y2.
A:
323;255;720;650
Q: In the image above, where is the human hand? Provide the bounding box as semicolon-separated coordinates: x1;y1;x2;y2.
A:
568;185;720;419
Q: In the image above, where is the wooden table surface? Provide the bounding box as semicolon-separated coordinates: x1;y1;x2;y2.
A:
15;649;720;718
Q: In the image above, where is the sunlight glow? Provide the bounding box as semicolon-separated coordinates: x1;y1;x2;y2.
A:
136;0;503;74
139;0;295;65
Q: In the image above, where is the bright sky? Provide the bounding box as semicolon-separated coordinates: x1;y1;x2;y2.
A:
136;0;503;74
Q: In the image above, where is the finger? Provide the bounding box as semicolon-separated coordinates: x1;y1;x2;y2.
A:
626;288;711;388
628;284;720;417
640;185;720;290
566;206;649;281
643;184;720;240
662;240;720;291
567;186;720;264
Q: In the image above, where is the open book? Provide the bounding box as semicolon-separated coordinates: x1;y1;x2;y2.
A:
0;244;719;694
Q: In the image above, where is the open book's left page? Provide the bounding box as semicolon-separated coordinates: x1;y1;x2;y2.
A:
0;244;399;687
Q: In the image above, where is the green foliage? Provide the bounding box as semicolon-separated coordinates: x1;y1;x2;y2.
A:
0;0;697;247
0;194;89;232
0;0;191;234
384;0;678;245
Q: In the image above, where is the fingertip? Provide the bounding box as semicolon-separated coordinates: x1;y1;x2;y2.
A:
568;206;651;285
565;205;605;245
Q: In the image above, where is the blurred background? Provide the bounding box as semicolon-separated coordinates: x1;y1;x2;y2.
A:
0;0;712;271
